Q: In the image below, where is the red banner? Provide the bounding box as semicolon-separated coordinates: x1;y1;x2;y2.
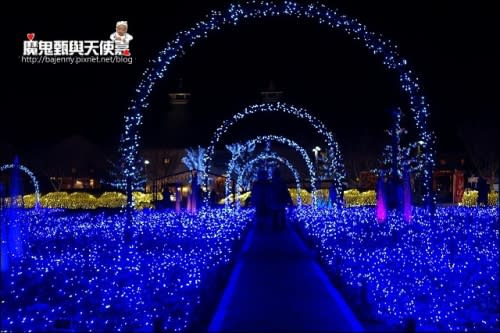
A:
453;170;465;204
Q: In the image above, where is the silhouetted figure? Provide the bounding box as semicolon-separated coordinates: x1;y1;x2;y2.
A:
181;195;188;209
166;190;174;208
269;168;293;231
404;318;417;333
209;189;219;208
384;174;404;210
250;169;271;231
477;177;489;206
328;183;336;208
175;184;181;212
158;187;169;209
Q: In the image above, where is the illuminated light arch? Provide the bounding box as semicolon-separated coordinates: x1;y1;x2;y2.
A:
235;152;303;207
0;164;41;208
225;134;317;204
206;103;344;201
120;1;435;207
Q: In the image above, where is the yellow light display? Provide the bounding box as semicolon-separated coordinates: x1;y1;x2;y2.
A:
459;190;498;206
219;188;377;207
343;189;377;207
21;191;163;209
19;189;497;209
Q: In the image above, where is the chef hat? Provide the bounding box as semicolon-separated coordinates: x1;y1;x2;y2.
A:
116;21;128;28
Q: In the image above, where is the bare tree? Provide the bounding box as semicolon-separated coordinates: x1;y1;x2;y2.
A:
341;132;381;189
457;119;499;189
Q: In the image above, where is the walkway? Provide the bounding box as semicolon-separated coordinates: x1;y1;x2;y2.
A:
208;223;364;332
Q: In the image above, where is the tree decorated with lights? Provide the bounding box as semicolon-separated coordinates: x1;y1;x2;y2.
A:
377;108;428;212
225;141;256;194
181;146;207;184
225;141;260;203
317;148;347;206
106;148;146;193
316;148;336;181
181;146;207;212
226;142;256;173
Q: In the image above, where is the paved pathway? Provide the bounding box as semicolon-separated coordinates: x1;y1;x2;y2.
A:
208;224;364;332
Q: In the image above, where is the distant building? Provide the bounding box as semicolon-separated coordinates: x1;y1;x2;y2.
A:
432;154;472;204
42;135;108;191
140;78;227;200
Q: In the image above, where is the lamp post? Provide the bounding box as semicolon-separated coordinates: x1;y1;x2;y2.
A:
416;140;424;156
312;146;321;166
144;159;150;192
312;146;321;204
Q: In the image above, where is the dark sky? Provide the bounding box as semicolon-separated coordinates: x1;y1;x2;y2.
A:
2;1;497;158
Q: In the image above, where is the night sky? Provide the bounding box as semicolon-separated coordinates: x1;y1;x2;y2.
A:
2;1;497;158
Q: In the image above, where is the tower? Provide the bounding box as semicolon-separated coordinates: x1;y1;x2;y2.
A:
260;80;283;103
165;78;192;147
168;78;191;106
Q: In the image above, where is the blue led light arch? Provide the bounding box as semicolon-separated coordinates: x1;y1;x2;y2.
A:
224;134;317;205
236;152;303;206
120;0;435;207
0;164;41;208
205;103;345;202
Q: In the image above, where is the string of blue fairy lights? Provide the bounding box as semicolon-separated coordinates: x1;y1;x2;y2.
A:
3;208;253;332
1;163;41;207
119;0;434;208
224;134;317;205
234;151;303;206
293;205;499;331
204;103;345;204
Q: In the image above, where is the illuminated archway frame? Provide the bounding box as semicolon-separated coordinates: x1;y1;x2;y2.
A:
206;103;345;202
225;134;317;204
120;0;434;207
0;164;40;208
236;152;303;207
